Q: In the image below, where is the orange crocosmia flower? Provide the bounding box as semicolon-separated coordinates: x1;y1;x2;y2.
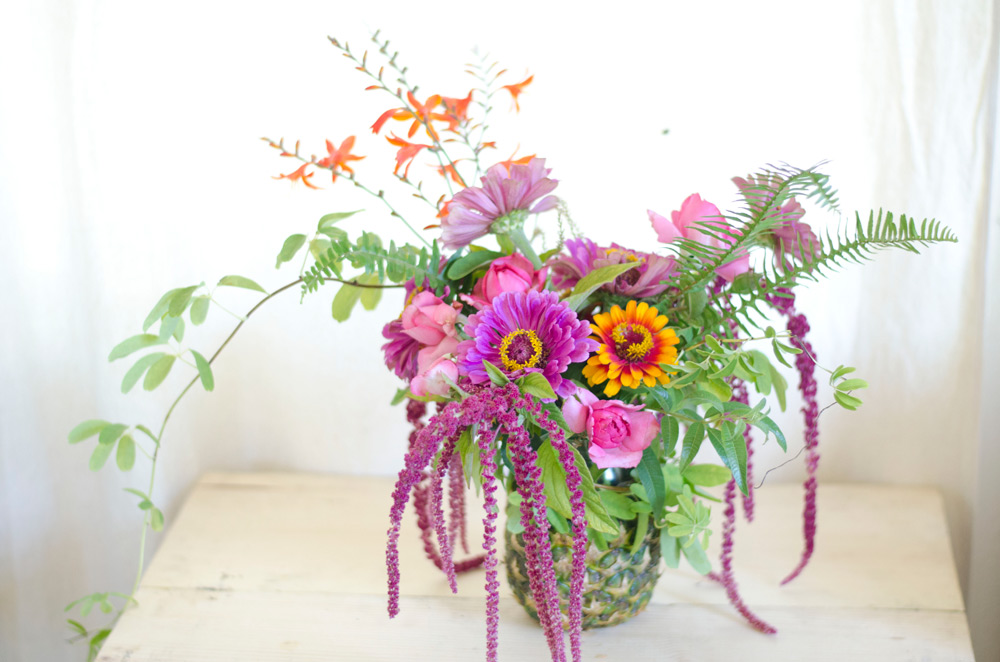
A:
501;75;533;112
436;199;451;219
433;160;466;186
274;163;319;189
386;134;432;178
581;300;680;397
371;93;444;141
439;91;473;131
316;136;365;182
496;152;537;170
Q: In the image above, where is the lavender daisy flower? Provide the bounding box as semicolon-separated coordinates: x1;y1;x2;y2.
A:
457;290;596;398
440;158;559;249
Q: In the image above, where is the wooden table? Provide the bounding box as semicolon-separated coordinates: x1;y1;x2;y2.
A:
97;473;975;661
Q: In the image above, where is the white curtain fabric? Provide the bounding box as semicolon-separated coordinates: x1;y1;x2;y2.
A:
1;1;996;660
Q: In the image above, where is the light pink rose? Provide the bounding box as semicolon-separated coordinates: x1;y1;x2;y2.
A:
401;291;462;373
648;193;751;283
562;388;660;469
467;253;547;308
409;357;459;397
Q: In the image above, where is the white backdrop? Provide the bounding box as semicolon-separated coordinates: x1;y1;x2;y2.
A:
1;1;997;660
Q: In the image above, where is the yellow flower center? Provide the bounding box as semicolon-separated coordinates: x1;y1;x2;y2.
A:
499;329;543;371
612;323;654;362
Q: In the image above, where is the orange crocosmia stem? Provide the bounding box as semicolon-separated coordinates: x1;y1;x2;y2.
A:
274;163;319;189
386;134;432;178
500;75;533;112
316;136;365;182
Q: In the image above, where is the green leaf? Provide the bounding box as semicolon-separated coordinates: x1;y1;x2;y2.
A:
536;441;618;534
116;435;136;471
679;421;705;469
123;487;150;501
830;365;856;383
680;536;712;574
98;423;128;446
309;237;333;260
68;419;110;444
661;415;680;457
66;619;87;637
87;629;110;662
359;274;383;311
563;262;639;311
546;507;570;534
834;390;863;410
108;334;162;362
598;490;637;520
143;355;176;391
317;226;348;241
707;426;748;494
754;415;787;451
190;295;210;325
217;275;266;293
89;442;115;471
446;250;503;279
318;209;363;229
121;353;165;393
662;533;681;569
190;350;214;391
629;514;650;555
682;463;731;487
150;508;165;532
275;234;307;268
482;360;510;386
167;285;199;318
143;288;180;332
171;317;186;343
634;446;666;520
515;373;557;400
540;403;572;434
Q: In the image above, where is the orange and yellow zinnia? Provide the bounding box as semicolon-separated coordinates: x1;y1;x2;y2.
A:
581;300;679;397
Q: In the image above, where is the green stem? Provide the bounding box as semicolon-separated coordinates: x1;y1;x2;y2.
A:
507;227;542;270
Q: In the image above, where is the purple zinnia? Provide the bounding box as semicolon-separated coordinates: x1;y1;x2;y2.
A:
381;319;421;381
547;237;604;290
547;238;677;298
457;290;596;398
440;158;559;249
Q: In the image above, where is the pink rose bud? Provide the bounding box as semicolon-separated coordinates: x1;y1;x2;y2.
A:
468;253;547;308
562;388;660;469
409;357;459;398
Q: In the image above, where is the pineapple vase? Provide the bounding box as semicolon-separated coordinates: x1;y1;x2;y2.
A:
504;520;662;629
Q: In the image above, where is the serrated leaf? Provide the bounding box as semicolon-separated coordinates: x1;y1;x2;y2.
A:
563;262;639;311
446;250;503;279
150;508;165;532
217;275;266;293
536;441;618;534
116;435;135;471
680;421;705;469
121;353;165;394
68;419;110;444
707;426;748;495
515;373;557;400
89;442;115;471
275;234;307;268
317;210;363;229
98;423;128;446
190;350;214;391
143;355;176;391
108;334;162;362
682;463;731;487
331;281;363;322
190;295;210;325
167;285;199;317
482;360;509;386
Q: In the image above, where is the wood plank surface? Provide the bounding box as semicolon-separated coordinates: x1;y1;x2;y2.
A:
97;472;974;661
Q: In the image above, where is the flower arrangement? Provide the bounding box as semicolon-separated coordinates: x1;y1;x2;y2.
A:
65;31;957;662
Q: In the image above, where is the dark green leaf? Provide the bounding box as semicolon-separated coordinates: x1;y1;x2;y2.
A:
122;353;165;394
98;423;127;446
68;419;110;444
679;421;705;469
190;350;214;392
661;415;680;457
634;446;666;520
143;355;176;391
217;275;266;293
190;295;210;325
275;234;307;268
707;427;748;494
563;262;639;311
515;373;557;400
116;435;135;471
446;250;503;279
108;334;162;362
89;442;115;472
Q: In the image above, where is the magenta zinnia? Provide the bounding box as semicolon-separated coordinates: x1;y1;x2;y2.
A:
440;157;559;249
457;290;596;398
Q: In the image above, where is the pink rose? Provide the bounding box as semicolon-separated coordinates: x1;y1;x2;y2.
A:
562;388;660;469
648;193;751;282
401;291;462;373
467;253;547;308
409;357;459;397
